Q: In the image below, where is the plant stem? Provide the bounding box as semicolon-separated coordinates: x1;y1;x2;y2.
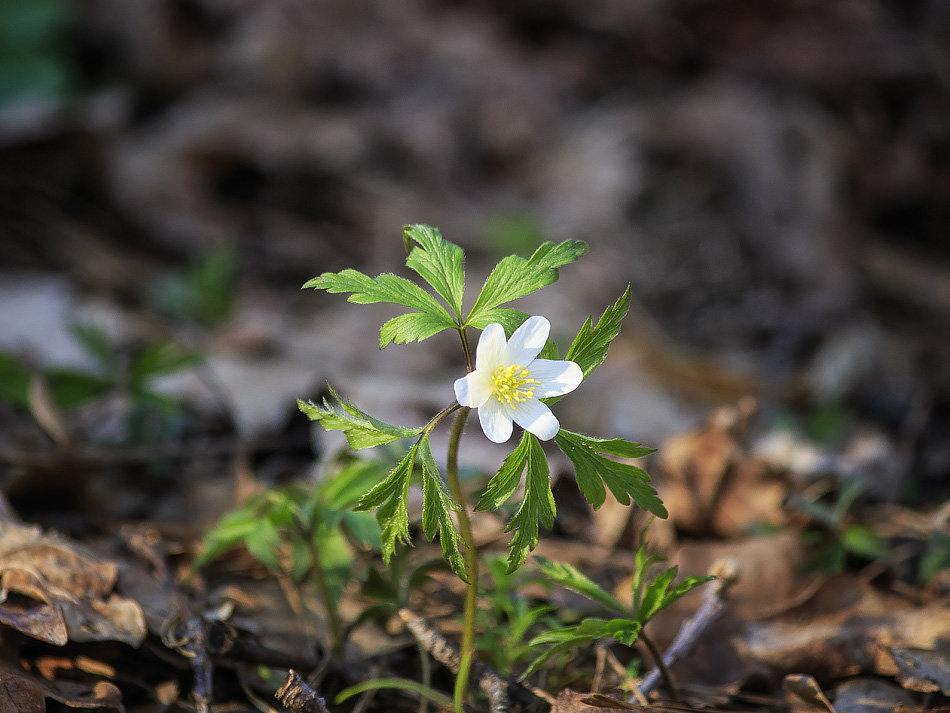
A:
638;630;679;702
458;327;474;372
445;407;477;713
297;520;344;659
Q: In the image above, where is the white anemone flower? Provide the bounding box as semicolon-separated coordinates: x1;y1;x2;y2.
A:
454;316;583;443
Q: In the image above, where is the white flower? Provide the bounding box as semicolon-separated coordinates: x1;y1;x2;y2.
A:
454;316;583;443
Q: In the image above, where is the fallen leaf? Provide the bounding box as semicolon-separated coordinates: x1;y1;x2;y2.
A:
0;522;146;646
832;678;914;713
887;647;950;695
659;403;787;537
737;575;950;679
0;663;123;711
784;674;836;713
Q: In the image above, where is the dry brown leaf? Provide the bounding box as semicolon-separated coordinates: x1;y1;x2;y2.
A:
783;674;836;713
832;678;914;713
658;404;787;537
887;647;950;695
0;522;146;646
0;663;123;711
551;689;622;712
737;575;950;679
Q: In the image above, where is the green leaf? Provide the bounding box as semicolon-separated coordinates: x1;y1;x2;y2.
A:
465;308;530;335
379;311;458;348
303;268;456;347
44;368;113;408
565;285;631;380
355;441;420;564
629;542;714;624
70;323;116;376
129;341;201;386
505;435;556;573
243;519;285;572
522;629;596;678
841;524;889;560
403;224;465;318
466;240;588;327
535;557;626;614
195;509;262;568
298;388;423;450
418;438;466;579
0;352;30;407
523;618;641;678
475;430;532;511
316;459;392;510
554;430;667;517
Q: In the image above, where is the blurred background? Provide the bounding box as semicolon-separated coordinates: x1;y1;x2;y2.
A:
1;0;948;526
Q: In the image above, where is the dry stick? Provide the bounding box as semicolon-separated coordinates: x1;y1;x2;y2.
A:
636;558;739;700
399;608;520;713
276;670;331;713
127;532;214;713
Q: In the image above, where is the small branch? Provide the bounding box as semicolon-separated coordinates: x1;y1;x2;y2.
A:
636;558;739;700
399;608;511;713
276;670;331;713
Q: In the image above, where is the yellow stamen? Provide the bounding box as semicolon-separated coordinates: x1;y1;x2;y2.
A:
489;364;540;406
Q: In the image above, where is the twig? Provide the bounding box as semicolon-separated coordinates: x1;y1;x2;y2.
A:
399;608;521;713
276;670;331;713
636;558;739;700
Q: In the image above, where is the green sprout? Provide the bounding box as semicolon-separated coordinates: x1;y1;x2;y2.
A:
525;543;714;698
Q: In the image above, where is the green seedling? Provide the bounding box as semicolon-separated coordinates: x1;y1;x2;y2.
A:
0;323;200;444
299;224;669;711
196;457;385;657
525;543;714;699
789;476;890;573
476;554;556;676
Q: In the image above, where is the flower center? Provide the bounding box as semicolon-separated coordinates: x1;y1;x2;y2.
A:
489;364;540;406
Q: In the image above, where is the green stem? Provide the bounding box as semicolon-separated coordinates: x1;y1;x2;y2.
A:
297;519;344;659
639;629;679;701
445;407;476;713
458;327;474;372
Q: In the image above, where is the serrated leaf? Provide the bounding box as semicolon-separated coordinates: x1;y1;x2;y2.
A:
298;390;423;450
535;557;626;614
475;431;532;511
355;441;419;564
564;286;631;380
554;430;667;517
523;617;641;678
566;434;654;459
303;268;457;346
418;437;466;579
466;240;588;327
522;630;595;678
379;311;458;348
505;435;556;573
403;224;465;318
465;308;530;334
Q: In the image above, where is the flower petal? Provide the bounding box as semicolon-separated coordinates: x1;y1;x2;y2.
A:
506;316;550;366
510;398;560;441
478;398;514;443
530;359;583;398
475;323;507;371
454;371;492;408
